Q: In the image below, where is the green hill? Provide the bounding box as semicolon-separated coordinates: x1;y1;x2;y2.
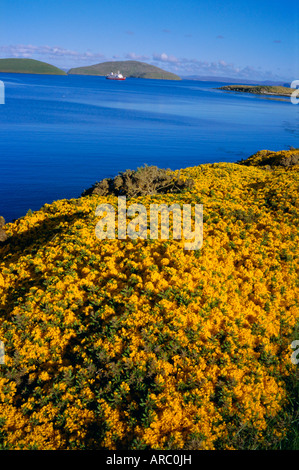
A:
0;58;66;75
68;60;181;80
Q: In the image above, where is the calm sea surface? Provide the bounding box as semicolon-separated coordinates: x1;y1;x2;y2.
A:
0;73;298;222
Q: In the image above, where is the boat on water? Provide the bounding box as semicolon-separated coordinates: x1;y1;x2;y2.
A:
106;71;126;80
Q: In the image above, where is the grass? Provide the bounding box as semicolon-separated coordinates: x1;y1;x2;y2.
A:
0;58;67;75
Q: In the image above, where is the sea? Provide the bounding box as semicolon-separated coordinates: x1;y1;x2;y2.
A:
0;73;298;223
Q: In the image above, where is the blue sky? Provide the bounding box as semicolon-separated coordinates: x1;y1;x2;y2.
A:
1;0;298;81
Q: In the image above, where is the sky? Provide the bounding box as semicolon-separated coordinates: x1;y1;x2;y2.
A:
1;0;298;81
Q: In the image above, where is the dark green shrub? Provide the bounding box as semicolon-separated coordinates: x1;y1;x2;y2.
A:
81;165;194;198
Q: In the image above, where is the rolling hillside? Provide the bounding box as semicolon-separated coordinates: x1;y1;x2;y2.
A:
0;58;67;75
68;60;181;80
0;149;298;450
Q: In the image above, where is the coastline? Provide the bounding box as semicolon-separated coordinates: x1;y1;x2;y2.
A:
0;148;298;450
1;148;298;226
217;84;295;99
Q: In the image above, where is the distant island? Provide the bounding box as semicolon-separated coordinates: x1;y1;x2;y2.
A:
68;60;181;80
0;58;181;80
218;84;295;97
0;58;66;75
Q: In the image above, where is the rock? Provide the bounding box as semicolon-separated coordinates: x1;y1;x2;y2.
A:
0;216;8;242
280;154;299;167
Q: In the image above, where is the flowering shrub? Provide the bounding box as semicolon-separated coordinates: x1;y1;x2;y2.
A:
238;148;299;167
0;151;298;449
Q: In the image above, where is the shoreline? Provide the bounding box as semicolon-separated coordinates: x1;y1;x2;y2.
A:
217;84;295;99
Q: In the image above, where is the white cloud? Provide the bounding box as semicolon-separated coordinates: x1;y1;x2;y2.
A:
152;52;179;63
0;44;105;63
0;44;289;81
150;52;287;80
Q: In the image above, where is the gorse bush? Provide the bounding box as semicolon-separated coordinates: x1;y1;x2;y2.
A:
81;165;195;198
0;150;298;450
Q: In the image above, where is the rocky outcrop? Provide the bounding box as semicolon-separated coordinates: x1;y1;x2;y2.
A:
0;216;7;242
280;153;299;167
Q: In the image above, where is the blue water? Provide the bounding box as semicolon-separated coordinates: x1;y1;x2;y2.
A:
0;73;298;222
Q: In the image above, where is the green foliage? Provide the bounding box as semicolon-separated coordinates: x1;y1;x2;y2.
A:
82;165;194;197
